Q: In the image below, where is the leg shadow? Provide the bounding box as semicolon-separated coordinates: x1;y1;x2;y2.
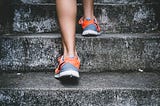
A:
59;76;80;86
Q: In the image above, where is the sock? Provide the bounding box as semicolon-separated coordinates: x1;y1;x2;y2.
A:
69;55;75;58
62;55;75;60
86;17;91;21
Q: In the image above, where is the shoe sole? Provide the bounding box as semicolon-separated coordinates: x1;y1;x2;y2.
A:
82;30;100;36
55;70;80;79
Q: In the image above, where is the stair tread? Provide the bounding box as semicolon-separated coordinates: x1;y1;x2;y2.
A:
0;72;160;90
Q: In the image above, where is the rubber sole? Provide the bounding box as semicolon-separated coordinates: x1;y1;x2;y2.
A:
55;70;80;79
82;30;100;36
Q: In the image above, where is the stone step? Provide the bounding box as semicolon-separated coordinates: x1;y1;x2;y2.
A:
0;72;160;105
12;3;160;34
0;1;160;34
0;33;160;72
13;0;160;4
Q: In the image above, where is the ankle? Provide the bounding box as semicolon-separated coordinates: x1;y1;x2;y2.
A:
63;53;77;58
84;16;95;20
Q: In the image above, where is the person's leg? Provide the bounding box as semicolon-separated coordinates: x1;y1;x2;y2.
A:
79;0;100;36
55;0;80;79
83;0;94;19
56;0;77;57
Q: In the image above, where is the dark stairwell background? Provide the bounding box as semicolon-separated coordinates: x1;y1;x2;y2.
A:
0;0;15;34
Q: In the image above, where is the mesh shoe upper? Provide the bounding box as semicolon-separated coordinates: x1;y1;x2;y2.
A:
78;17;101;32
55;56;80;75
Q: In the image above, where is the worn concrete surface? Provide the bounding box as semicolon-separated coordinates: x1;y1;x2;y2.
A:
0;0;160;34
0;33;160;72
11;3;160;33
0;72;160;106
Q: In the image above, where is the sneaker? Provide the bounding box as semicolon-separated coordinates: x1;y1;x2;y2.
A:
78;17;101;36
54;56;80;79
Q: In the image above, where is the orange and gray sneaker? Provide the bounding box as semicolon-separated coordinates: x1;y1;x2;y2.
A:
54;56;80;79
79;17;101;36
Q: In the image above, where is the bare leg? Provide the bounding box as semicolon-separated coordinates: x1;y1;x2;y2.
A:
83;0;94;19
56;0;77;57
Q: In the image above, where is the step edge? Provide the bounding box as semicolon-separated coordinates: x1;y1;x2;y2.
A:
1;33;160;38
11;3;160;6
0;87;159;91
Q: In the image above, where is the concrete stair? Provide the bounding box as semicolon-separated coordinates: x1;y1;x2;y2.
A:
0;72;160;106
0;0;160;105
0;33;160;72
0;0;160;34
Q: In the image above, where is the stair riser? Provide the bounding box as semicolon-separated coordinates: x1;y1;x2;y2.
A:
12;4;160;33
0;89;159;106
0;34;159;72
0;0;160;33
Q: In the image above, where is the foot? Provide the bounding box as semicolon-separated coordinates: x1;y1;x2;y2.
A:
79;17;101;36
54;56;80;79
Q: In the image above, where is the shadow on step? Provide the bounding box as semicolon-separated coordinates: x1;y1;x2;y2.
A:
59;76;79;86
